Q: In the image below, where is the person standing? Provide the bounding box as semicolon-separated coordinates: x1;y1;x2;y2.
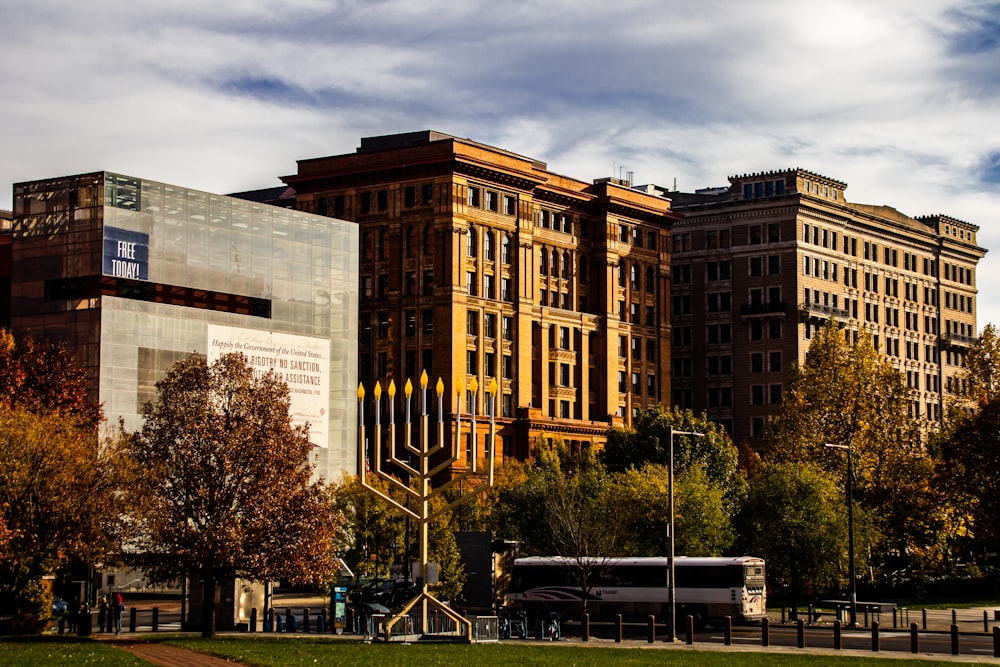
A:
97;595;108;634
113;592;124;635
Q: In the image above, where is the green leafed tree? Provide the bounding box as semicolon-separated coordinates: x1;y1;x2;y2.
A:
610;462;734;557
603;406;746;515
123;352;343;637
734;461;869;604
491;438;624;615
0;330;121;634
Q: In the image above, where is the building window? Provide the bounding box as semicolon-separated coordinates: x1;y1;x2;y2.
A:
503;195;515;215
484;231;495;261
485;352;496;378
378;313;389;339
769;351;781;372
467;349;477;375
486;191;498;212
770;383;783;404
503;355;512;379
377;190;388;211
484;274;495;299
559;326;571;350
422;310;433;334
467;310;479;336
468;186;480;207
560;363;571;387
467;228;478;257
466;271;477;296
751;352;763;373
501;235;511;264
405;311;415;336
502;316;513;341
484;313;497;339
360;192;371;214
501;278;512;302
751;385;765;405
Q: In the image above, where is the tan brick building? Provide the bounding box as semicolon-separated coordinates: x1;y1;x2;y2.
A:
665;169;986;447
282;131;681;467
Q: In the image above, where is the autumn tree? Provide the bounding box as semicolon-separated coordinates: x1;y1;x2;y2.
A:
766;320;937;569
123;352;342;637
0;330;120;634
961;323;1000;407
937;399;1000;559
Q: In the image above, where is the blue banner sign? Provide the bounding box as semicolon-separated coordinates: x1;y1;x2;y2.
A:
103;227;149;280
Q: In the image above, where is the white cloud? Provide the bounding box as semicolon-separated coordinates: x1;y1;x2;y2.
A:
2;0;999;325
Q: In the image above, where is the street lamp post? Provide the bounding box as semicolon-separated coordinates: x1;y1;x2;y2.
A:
665;425;705;642
825;442;856;627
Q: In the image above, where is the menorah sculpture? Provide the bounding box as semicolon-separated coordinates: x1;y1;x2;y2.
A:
358;370;497;640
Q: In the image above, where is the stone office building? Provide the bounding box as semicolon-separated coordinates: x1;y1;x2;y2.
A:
665;168;986;447
281;131;682;464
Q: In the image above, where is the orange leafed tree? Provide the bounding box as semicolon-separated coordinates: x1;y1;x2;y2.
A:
0;329;119;633
124;352;343;637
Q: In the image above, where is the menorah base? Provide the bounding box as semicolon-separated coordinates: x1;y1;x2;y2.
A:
382;591;472;642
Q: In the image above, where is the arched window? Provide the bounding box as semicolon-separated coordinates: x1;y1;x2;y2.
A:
630;264;639;290
467;227;478;258
501;234;511;264
562;251;570;278
484;231;495;261
645;266;655;293
362;232;373;261
540;248;548;274
551;250;559;276
378;229;387;260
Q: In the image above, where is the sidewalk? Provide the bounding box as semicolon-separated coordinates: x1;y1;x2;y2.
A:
109;639;251;667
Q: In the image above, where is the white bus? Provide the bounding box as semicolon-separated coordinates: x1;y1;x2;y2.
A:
506;556;766;628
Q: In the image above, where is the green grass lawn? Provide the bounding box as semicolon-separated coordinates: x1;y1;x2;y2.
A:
3;635;998;666
168;636;995;667
0;636;155;666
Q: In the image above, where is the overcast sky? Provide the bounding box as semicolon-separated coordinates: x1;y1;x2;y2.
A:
2;1;999;326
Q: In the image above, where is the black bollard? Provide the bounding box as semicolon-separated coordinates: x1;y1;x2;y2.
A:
582;613;589;642
615;614;622;643
152;607;159;633
796;619;805;648
321;609;329;634
266;607;274;632
833;619;841;650
286;608;295;633
910;622;919;653
724;616;732;645
993;626;999;658
761;616;770;647
250;607;257;633
922;608;927;630
893;607;897;628
303;608;311;633
951;624;959;655
276;613;284;633
647;615;655;643
317;613;325;634
986;610;990;633
686;615;694;645
808;604;814;625
871;620;879;652
129;606;137;633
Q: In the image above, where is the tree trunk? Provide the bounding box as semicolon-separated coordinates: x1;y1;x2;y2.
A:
201;572;218;638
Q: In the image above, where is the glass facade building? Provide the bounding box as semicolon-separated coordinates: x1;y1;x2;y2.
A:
11;172;359;479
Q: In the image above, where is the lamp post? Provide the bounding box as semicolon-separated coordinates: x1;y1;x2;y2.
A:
666;424;705;642
825;442;856;627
